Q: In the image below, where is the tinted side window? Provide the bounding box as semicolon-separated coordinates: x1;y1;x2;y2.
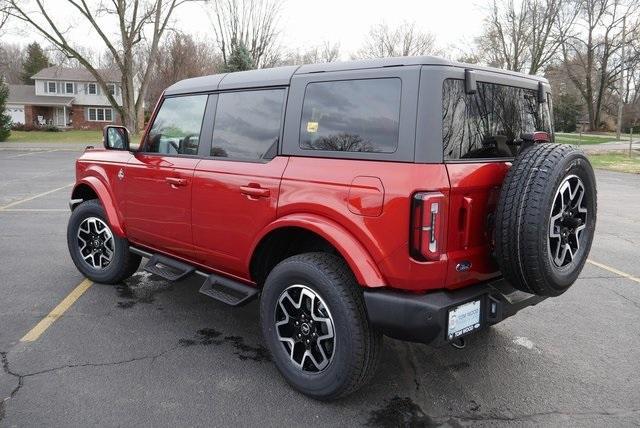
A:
146;95;208;155
211;89;285;161
442;79;552;160
300;78;401;153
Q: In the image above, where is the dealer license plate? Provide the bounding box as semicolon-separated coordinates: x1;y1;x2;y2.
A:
447;300;481;340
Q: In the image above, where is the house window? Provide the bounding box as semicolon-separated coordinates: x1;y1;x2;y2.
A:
107;84;116;95
87;107;113;122
88;83;97;95
48;82;57;93
65;82;74;94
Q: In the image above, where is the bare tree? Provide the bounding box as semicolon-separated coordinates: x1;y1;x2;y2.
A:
355;22;439;59
279;41;341;66
7;0;193;132
146;33;222;107
476;0;576;74
0;43;24;83
559;0;640;130
206;0;282;69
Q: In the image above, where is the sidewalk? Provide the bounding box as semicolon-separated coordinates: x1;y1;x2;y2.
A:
577;140;640;153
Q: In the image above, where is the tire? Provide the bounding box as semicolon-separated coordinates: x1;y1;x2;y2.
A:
67;199;141;284
495;143;597;297
260;252;382;400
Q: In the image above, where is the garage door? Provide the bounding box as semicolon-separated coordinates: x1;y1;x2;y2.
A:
7;105;25;124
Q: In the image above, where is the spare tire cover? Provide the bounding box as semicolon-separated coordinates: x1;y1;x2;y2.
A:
494;143;597;297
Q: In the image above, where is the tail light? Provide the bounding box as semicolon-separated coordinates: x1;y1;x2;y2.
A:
410;192;445;261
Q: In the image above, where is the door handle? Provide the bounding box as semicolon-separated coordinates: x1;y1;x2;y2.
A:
240;185;270;198
166;177;188;187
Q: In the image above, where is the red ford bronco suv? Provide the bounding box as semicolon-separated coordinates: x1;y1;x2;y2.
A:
67;56;597;400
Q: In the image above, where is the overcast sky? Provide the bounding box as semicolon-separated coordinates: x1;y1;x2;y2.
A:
4;0;487;60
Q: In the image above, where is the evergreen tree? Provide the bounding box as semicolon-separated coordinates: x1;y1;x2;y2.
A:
0;77;12;141
553;93;582;133
222;43;255;73
21;42;50;85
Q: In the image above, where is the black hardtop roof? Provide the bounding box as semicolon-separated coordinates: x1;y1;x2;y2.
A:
164;55;549;95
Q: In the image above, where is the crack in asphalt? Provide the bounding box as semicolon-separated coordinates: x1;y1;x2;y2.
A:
366;395;640;427
0;346;179;421
605;286;640;310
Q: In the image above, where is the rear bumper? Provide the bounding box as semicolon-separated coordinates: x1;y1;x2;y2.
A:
363;278;546;347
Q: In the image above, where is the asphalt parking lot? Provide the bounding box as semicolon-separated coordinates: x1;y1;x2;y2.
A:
0;146;639;427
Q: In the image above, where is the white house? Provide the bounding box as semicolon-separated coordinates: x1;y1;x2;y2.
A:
7;66;123;129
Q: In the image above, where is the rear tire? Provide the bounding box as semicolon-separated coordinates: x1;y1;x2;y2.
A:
495;144;597;297
260;252;382;400
67;200;141;284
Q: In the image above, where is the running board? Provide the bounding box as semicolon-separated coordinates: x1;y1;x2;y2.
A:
143;254;195;281
129;246;259;306
199;273;259;306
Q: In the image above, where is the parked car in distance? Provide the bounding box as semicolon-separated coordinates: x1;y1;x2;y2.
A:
67;56;597;400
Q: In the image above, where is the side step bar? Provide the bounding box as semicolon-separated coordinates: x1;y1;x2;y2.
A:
130;246;259;306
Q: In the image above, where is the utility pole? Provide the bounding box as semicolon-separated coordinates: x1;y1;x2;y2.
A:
616;15;626;140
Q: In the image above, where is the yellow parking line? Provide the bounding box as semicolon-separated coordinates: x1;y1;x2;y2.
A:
0;183;73;211
20;279;93;342
587;259;640;284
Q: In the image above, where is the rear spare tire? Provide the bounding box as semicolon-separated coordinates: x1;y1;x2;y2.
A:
495;144;597;297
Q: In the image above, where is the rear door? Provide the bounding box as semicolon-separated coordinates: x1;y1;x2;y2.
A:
191;88;288;280
439;73;552;288
124;94;212;259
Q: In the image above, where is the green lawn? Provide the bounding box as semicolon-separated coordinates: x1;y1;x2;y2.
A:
588;152;640;174
555;132;621;145
7;130;143;144
8;130;104;143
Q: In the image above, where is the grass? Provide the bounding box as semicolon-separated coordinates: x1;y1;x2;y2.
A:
8;130;104;143
555;132;622;145
7;130;142;144
588;152;640;174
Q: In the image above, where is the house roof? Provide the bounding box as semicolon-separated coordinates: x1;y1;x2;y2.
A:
165;55;549;96
31;66;120;82
7;85;74;107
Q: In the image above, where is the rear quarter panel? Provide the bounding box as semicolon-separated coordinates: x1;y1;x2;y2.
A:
279;157;451;291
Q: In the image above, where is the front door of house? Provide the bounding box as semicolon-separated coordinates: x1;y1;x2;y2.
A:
54;108;66;127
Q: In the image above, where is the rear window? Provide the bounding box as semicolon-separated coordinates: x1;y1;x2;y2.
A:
442;79;552;160
300;78;401;153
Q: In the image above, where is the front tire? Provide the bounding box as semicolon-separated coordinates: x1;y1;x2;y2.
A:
260;253;381;400
67;199;141;284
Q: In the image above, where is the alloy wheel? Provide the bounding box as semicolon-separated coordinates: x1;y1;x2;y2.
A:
274;285;335;373
77;217;115;269
548;175;588;267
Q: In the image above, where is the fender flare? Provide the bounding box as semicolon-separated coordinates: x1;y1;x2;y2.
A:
73;176;126;237
248;214;386;288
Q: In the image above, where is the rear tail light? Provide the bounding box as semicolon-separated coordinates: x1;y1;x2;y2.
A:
410;192;445;261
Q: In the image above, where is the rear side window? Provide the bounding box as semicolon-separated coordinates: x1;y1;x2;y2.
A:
211;89;285;161
300;78;401;153
146;95;208;155
442;79;552;160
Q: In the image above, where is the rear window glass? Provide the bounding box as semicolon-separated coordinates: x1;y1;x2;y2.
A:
300;78;401;153
442;79;552;160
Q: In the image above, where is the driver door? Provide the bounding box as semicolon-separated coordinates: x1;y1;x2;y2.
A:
124;94;213;260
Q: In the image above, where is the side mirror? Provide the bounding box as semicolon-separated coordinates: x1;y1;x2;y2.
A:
103;125;130;151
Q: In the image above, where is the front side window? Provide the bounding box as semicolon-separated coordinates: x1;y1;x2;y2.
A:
48;82;56;93
107;84;116;95
211;89;284;161
88;108;96;121
146;95;208;156
442;79;552;160
300;78;401;153
65;82;74;94
88;83;97;95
